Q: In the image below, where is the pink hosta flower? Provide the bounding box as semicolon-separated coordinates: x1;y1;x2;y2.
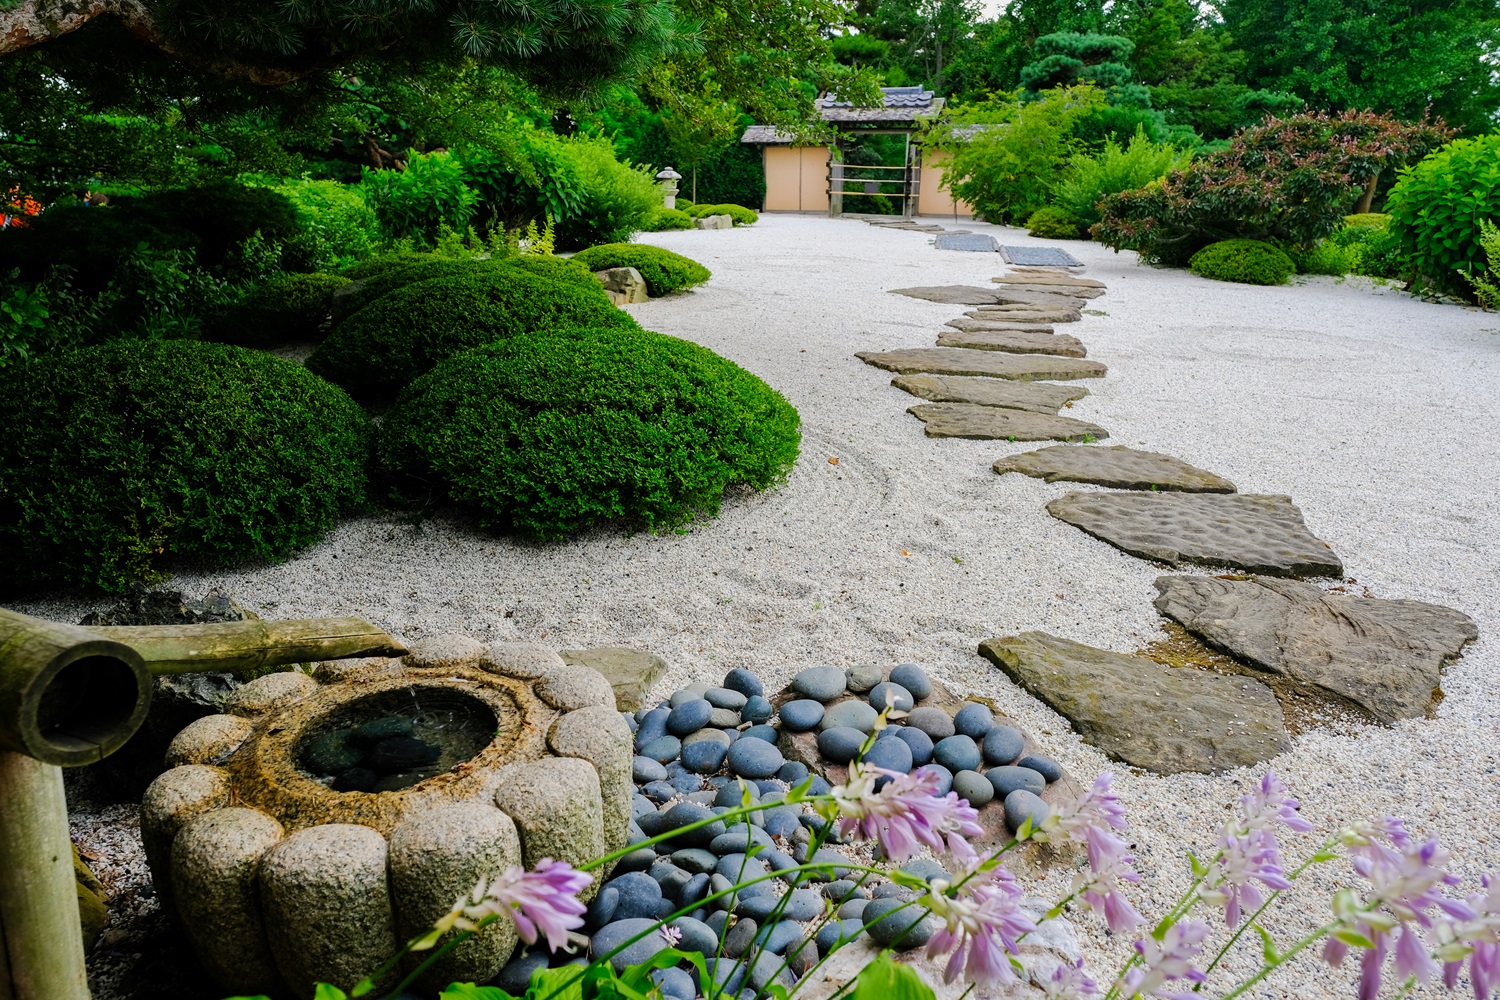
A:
1199;770;1309;927
1036;773;1145;932
1043;958;1099;999
1119;920;1210;1000
437;858;591;953
1241;770;1314;833
923;866;1037;985
828;763;983;864
1436;875;1500;999
658;924;682;948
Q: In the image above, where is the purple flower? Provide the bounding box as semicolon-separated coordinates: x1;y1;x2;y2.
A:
923;866;1037;985
829;763;984;864
1200;827;1293;927
1242;770;1313;833
1437;875;1500;999
1043;958;1099;999
1119;920;1210;1000
1036;773;1145;932
449;858;591;953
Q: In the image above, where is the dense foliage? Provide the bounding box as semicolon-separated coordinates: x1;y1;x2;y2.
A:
1466;222;1500;309
685;204;760;226
1053;131;1191;226
0;340;370;593
380;328;801;538
1093;111;1453;265
570;244;712;295
642;207;695;231
306;268;637;399
1026;206;1085;239
211;272;350;347
1385;134;1500;299
1188;239;1295;285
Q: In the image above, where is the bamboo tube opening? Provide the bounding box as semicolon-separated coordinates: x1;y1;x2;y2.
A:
33;651;150;762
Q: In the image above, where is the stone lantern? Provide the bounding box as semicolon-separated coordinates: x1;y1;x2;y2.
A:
655;166;683;209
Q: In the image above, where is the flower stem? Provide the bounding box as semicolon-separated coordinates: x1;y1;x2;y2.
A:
1217;922;1337;1000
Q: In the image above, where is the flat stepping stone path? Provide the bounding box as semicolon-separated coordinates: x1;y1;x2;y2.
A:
993;445;1236;492
993;271;1105;289
978;632;1291;774
999;246;1084;267
969;306;1083;323
946;316;1057;334
936;328;1087;358
908;403;1108;443
890;285;1086;309
892;374;1088;413
1153;575;1478;723
934;233;1000;252
1045;492;1343;577
989;281;1106;300
857;348;1107;381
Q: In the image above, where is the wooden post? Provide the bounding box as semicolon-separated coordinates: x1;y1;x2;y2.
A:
0;752;90;1000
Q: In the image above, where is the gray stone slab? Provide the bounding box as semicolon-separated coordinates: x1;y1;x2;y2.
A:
889;285;1007;305
993;289;1088;309
935;328;1086;358
978;632;1291;774
999;246;1084;267
561;647;667;712
891;374;1089;413
946;316;1056;334
1153;575;1478;723
857;348;1107;381
994;272;1106;289
969;306;1083;323
993;445;1236;492
908;403;1107;442
990;281;1105;300
1045;492;1343;577
934;233;999;252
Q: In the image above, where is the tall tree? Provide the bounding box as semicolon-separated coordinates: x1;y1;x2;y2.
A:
1219;0;1500;132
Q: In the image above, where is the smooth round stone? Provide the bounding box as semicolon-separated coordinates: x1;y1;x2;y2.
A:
820;700;879;734
953;703;993;739
684;728;732;747
741;696;773;724
724;916;759;958
587;885;620;927
681;872;712;907
633;756;669;783
622;711;638;732
715;853;770;883
614;847;656;872
742;724;778;743
863;735;913;773
591;917;676;971
987;765;1046;798
845;664;883;693
753;780;782;797
711;828;774;854
889;664;932;700
655;865;693;900
709;708;741;729
791;666;847;702
800;847;850;881
891;726;933;766
652;967;696;1000
641;780;677;804
663;803;726;848
726;739;784;779
705;688;748;711
668;769;703;794
920;764;954;796
715;781;758;808
639;735;682;763
755;920;803;955
634;707;670;749
932;735;981;773
777;700;824;732
667;699;713;738
905;707;955;741
637;809;668;836
760;846;798;877
899;859;950;884
838;898;869;920
495;950;550;993
671;848;720;875
824;880;867;903
982;725;1025;766
872;882;913;900
632;795;656;818
776;761;809;784
863;898;933;949
780;888;823;921
681;740;729;774
604;871;663;921
808;776;832;796
1004;789;1050;831
868;681;914;713
674;915;718;954
818;917;866;952
816;726;866;764
723;668;765;699
669;689;700;708
762;807;801;838
1019;754;1063;782
952;769;995;807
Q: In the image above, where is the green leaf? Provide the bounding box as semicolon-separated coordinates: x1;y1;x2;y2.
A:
850;953;937;1000
441;985;513;1000
525;966;586;1000
1255;925;1279;963
1333;929;1377;950
313;987;351;1000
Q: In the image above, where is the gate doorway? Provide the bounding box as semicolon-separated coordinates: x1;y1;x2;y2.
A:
828;133;921;220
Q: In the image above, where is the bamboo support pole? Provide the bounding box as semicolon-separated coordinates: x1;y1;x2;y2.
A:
0;752;90;1000
87;617;408;677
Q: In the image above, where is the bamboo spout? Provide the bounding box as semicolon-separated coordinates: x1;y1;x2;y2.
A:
87;616;408;677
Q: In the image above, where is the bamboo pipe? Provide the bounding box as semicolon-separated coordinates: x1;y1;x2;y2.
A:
87;616;408;677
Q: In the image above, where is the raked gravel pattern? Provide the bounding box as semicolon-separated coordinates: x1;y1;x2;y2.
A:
19;215;1500;998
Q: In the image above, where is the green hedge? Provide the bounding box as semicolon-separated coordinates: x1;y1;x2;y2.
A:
1026;206;1085;239
642;207;694;232
0;340;370;593
335;254;599;320
1189;239;1295;285
306;268;636;399
380;328;801;538
569;244;711;296
686;204;759;226
211;272;350;347
1387;134;1500;299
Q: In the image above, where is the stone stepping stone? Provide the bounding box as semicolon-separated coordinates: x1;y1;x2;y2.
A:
1045;492;1343;577
889;285;1085;309
993;445;1236;492
908;403;1107;442
969;306;1083;323
857;348;1106;381
978;632;1291;774
1153;575;1478;724
934;233;999;252
946;316;1057;334
891;374;1089;414
989;281;1106;300
994;272;1106;290
935;328;1086;358
999;246;1084;267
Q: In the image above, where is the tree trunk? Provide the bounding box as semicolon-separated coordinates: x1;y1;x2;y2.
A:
1356;173;1379;214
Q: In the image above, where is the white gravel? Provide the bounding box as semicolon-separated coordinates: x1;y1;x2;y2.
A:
24;213;1500;997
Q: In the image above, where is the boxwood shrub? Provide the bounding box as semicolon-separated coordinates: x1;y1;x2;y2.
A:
686;204;759;226
1386;134;1500;299
1026;206;1085;239
211;272;351;347
1189;239;1295;285
380;328;801;539
642;207;694;232
335;254;600;320
569;244;711;296
0;340;370;593
306;268;637;399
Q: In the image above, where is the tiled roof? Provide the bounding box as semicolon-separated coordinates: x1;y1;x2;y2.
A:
740;125;795;145
819;86;935;110
740;87;944;143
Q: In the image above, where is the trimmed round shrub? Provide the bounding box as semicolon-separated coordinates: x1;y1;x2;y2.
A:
502;254;601;292
1386;134;1500;298
569;243;711;296
306;268;637;399
1286;241;1354;276
0;340;370;593
380;328;801;538
686;203;759;226
1026;206;1085;239
333;256;504;320
1188;239;1295;285
341;251;432;282
1343;213;1392;229
211;272;350;347
642;207;694;232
